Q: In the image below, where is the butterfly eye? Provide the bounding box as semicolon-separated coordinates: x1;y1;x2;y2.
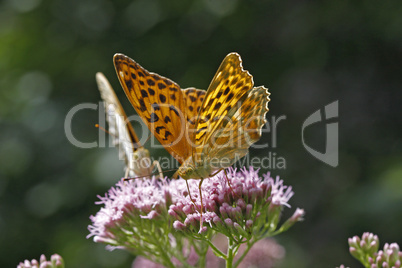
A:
182;167;190;175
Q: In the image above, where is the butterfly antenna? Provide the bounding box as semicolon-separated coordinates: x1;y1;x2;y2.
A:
123;174;154;181
161;168;178;173
95;124;111;135
123;168;180;181
142;133;152;146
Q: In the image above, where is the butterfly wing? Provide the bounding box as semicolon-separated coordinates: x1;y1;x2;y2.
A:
113;54;191;164
96;72;152;177
192;53;270;169
183;87;206;144
192;53;252;163
203;86;270;168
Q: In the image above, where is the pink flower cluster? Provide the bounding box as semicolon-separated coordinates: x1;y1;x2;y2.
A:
345;232;402;268
17;254;64;268
87;177;171;248
87;167;303;266
169;167;297;237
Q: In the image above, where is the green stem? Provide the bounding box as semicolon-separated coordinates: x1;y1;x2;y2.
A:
206;239;226;259
226;237;234;268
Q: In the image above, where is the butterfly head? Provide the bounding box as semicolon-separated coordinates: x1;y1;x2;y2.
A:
175;157;212;180
177;165;196;180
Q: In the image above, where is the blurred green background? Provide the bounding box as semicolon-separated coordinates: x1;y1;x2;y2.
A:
1;0;401;267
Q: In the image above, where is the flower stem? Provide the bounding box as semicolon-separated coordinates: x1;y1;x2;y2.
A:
206;239;226;259
226;237;234;268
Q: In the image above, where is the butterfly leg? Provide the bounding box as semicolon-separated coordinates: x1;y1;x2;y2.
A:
223;169;239;199
209;169;238;197
184;179;205;233
209;169;223;177
185;179;195;203
198;178;204;233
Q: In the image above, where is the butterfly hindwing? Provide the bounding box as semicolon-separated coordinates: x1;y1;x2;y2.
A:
203;85;270;168
182;87;206;145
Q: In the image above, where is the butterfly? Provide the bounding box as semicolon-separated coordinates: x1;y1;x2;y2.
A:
95;72;162;179
113;52;270;213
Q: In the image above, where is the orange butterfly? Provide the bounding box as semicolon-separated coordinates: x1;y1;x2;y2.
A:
114;53;270;212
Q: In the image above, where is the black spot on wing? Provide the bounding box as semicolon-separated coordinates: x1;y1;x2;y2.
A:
147;79;155;86
152;103;160;111
159;94;166;103
169;105;179;116
140;90;148;98
163;131;172;141
158;83;166;89
155;126;165;134
139;99;147;112
164;116;171;123
125;80;133;89
148;88;155;96
149;113;159;123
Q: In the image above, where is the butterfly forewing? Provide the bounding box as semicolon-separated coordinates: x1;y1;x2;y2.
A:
113;54;191;164
192;53;255;165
